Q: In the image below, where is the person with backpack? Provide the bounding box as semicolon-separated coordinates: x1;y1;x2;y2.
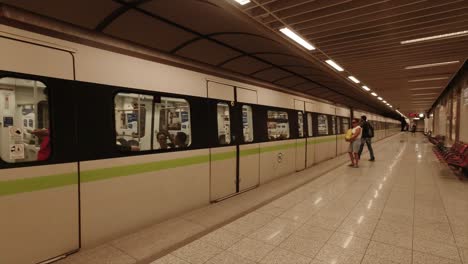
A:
358;115;375;161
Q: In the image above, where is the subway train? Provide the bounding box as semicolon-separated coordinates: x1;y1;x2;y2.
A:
0;25;400;264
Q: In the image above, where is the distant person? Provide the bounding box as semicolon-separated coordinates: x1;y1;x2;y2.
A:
358;116;375;161
411;123;417;135
347;118;362;168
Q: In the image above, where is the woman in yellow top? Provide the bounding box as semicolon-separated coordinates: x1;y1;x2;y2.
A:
346;118;362;168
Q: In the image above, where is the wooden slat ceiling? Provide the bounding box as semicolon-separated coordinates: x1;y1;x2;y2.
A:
238;0;468;115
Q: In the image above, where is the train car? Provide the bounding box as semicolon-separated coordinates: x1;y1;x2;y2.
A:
0;25;400;264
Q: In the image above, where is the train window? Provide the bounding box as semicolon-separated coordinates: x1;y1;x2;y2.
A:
217;102;231;145
341;117;350;134
298;112;304;137
307;113;313;137
115;93;153;151
0;77;50;163
317;114;329;136
154;97;191;149
267;110;290;140
242;105;254;143
331;116;337;135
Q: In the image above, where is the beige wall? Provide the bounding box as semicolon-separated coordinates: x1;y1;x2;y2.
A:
459;76;468;142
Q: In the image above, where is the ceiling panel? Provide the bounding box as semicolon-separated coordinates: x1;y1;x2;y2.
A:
234;0;468;116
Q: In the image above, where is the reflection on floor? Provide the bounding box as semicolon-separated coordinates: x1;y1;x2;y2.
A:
152;133;468;264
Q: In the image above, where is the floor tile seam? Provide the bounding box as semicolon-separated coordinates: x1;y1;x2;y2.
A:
254;161;375;263
310;176;377;262
359;164;403;264
432;159;464;263
411;147;418;264
107;243;139;262
412;248;464;263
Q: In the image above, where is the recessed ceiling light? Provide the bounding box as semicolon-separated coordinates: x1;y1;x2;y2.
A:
362;86;371;91
325;60;344;72
377;97;383;100
371;92;378;96
408;77;449;82
409;87;443;90
280;27;315;50
234;0;250;5
348;76;360;83
404;61;459;70
400;30;468;44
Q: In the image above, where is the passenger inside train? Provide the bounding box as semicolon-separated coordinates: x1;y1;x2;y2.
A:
0;77;50;163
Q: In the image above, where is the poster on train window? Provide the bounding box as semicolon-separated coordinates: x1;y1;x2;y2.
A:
10;144;25;160
167;111;181;130
317;115;328;135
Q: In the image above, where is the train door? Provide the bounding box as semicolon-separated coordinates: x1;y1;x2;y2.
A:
0;36;79;263
237;87;259;192
208;81;237;201
294;100;306;171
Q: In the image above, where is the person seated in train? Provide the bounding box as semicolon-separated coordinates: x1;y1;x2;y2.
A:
156;131;171;149
116;138;140;151
174;132;187;148
31;128;50;161
218;134;227;145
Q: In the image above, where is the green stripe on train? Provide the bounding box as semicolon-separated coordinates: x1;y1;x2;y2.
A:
0;138;339;196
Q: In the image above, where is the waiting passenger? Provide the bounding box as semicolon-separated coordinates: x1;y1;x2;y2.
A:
346;118;362;168
174;132;187;148
156;131;170;149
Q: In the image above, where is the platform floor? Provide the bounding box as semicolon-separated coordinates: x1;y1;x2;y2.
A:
150;133;468;264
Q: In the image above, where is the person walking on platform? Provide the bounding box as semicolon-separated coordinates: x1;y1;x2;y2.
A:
347;118;362;168
358;115;375;161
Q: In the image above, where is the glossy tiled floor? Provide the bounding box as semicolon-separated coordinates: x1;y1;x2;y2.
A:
151;133;468;264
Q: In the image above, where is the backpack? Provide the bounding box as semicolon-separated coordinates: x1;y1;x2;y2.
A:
366;122;374;138
345;129;353;141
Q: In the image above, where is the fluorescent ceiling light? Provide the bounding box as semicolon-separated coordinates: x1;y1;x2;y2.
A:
409;87;442;90
325;60;344;72
408;77;449;82
401;30;468;44
371;92;378;96
405;61;459;70
362;86;371;91
377;97;383;100
280;27;315;50
412;93;438;96
348;76;360;83
383;100;387;103
234;0;250;5
413;117;420;120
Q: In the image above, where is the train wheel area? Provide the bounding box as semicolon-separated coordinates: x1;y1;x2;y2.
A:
52;132;468;264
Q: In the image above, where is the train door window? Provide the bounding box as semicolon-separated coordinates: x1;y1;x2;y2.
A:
267;110;290;140
0;77;50;163
307;113;313;137
298;112;304;137
341;117;350;134
242;105;254;143
331;116;336;135
217;102;231;145
115;93;153;151
317;114;329;136
154;97;191;149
